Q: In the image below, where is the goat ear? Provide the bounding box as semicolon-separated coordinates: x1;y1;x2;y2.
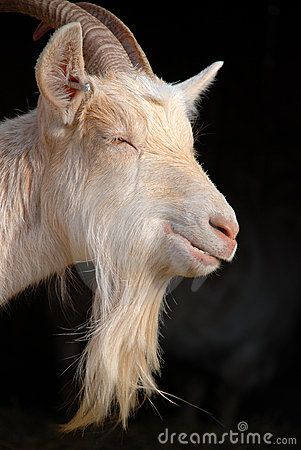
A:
35;22;88;125
178;61;223;110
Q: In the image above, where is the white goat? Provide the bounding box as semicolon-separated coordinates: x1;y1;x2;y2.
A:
0;0;239;431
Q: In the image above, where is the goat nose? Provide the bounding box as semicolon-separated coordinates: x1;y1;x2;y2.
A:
209;214;239;240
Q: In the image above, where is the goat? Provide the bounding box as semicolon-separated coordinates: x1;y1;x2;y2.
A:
0;0;239;432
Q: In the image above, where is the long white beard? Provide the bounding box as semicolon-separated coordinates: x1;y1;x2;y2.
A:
64;204;170;431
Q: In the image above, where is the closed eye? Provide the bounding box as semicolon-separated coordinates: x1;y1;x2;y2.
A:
111;136;137;150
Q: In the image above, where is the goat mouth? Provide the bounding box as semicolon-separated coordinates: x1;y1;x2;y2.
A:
164;224;221;267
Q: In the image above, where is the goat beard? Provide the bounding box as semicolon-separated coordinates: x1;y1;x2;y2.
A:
63;206;170;432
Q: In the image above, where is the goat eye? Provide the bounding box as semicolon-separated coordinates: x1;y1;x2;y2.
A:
110;137;137;151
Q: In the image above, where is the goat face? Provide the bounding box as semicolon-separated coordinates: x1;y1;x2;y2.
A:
80;76;238;279
36;23;238;280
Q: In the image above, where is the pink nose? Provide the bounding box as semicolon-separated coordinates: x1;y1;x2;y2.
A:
209;214;239;241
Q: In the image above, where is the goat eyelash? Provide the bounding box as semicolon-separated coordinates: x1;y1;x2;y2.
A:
111;137;126;144
110;137;137;150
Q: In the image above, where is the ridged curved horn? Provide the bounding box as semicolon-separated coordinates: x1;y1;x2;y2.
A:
76;2;153;77
0;0;133;75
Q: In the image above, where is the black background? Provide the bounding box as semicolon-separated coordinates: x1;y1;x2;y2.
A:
0;1;300;449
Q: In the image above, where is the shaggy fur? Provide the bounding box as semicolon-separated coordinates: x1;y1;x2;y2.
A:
0;23;238;431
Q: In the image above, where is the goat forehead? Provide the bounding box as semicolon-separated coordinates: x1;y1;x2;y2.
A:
90;73;187;116
84;75;193;149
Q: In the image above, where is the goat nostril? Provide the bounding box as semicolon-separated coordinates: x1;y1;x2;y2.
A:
214;224;232;238
209;216;239;240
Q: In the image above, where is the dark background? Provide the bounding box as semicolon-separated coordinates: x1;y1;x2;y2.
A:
0;1;300;449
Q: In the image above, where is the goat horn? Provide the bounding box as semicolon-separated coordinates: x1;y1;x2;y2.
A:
33;2;154;77
76;2;153;77
0;0;133;76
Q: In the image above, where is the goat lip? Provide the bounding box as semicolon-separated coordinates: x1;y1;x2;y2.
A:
189;241;220;265
165;224;220;266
